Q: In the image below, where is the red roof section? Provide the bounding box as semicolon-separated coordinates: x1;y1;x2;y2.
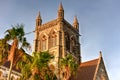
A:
70;58;99;80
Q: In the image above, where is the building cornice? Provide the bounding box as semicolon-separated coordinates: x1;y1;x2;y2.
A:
37;19;58;31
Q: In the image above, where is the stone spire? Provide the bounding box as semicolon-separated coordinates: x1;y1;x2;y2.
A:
57;2;64;21
58;2;64;11
73;16;79;31
99;51;102;57
36;11;42;26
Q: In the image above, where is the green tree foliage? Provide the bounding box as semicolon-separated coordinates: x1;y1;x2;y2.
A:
4;24;30;49
0;39;9;64
60;54;78;80
3;24;30;80
17;51;57;80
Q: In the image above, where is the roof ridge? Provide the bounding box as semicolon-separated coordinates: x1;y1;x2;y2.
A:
80;58;99;67
82;58;99;63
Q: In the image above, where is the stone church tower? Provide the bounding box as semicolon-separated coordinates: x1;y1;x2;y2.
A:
34;2;81;62
34;3;81;78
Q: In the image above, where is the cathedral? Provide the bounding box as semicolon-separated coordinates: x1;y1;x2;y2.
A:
0;3;109;80
34;3;81;77
34;3;109;80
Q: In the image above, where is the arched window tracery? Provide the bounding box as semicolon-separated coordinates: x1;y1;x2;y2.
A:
51;31;57;47
49;30;57;48
65;32;70;51
41;34;47;51
70;37;76;53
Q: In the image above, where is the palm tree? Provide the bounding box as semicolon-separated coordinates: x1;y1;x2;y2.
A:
0;39;9;64
16;53;32;80
4;24;30;80
60;54;78;80
17;51;57;80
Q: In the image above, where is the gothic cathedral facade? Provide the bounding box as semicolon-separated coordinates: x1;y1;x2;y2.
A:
34;3;81;77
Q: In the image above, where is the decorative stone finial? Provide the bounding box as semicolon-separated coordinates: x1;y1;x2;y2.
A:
36;11;42;26
58;2;64;11
99;51;102;57
73;16;79;31
36;11;41;19
57;2;64;21
74;16;78;24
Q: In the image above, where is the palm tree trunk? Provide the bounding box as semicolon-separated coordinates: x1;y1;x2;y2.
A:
7;59;13;80
7;39;18;80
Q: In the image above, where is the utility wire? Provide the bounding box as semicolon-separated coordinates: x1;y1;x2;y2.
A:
24;27;40;35
25;30;35;35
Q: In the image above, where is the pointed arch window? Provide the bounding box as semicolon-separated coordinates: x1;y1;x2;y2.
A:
51;35;57;47
65;32;70;51
41;35;47;51
49;31;57;48
52;31;57;47
70;37;76;52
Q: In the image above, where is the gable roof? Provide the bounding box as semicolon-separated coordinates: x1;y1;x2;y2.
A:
74;58;99;80
69;58;99;80
70;52;109;80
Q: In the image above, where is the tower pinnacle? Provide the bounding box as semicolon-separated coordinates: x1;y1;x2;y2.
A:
99;51;102;57
57;2;64;21
36;11;42;26
58;2;64;11
73;16;79;31
73;16;78;24
37;12;41;19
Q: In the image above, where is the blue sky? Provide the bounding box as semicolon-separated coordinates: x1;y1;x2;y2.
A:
0;0;119;80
